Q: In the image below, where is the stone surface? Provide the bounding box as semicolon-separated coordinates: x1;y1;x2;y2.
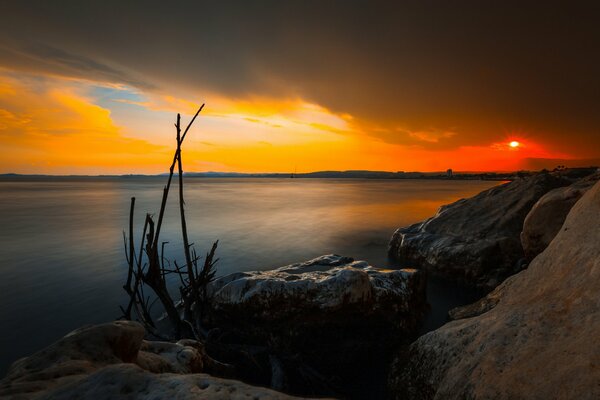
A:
0;321;298;399
447;283;505;321
521;171;599;260
388;173;570;290
26;364;299;400
391;180;600;400
208;254;426;319
203;255;426;398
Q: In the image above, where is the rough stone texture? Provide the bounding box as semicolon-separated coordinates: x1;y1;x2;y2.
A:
391;180;600;400
388;173;570;290
208;254;426;319
521;170;600;260
204;255;426;398
0;321;299;399
447;283;505;321
24;365;299;400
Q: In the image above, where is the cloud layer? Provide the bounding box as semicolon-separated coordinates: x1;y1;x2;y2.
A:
0;1;598;172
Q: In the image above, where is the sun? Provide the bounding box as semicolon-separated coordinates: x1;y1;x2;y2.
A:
509;141;520;148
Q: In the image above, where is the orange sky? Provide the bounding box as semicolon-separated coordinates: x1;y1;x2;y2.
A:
0;3;598;174
0;69;583;175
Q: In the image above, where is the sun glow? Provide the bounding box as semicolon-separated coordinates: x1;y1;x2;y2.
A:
509;141;520;148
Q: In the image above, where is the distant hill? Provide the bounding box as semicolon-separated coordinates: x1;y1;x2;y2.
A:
2;167;597;181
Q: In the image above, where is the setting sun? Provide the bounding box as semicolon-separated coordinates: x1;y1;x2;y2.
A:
509;141;520;148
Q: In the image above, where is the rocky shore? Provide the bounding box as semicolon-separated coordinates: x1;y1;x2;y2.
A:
202;255;426;397
390;172;600;399
1;256;426;399
0;320;301;399
2;169;599;399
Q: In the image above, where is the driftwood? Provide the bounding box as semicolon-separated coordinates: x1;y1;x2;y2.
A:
121;104;218;340
119;105;347;396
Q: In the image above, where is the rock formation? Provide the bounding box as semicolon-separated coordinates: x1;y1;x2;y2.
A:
204;254;427;398
208;254;425;321
521;170;600;260
390;180;600;400
0;321;299;399
388;173;571;290
1;256;426;399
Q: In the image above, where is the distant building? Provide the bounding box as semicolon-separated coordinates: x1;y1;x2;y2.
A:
446;168;453;178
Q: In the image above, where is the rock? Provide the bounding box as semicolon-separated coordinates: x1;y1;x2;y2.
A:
388;173;571;290
24;364;300;400
204;255;426;398
0;320;145;397
391;180;600;400
521;171;600;260
0;321;296;399
208;254;426;321
447;283;505;320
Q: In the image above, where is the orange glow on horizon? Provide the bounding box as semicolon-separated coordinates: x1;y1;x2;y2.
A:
0;70;581;175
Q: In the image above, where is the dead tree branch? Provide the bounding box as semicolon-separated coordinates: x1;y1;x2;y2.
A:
121;103;217;341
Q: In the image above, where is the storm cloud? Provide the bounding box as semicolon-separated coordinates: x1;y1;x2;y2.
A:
0;0;599;155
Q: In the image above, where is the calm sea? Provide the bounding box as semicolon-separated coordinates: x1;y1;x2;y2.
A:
0;177;498;375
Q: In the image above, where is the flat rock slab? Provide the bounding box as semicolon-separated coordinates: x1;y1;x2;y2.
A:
208;254;426;323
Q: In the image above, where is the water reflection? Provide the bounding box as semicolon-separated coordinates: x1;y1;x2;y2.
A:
0;177;498;374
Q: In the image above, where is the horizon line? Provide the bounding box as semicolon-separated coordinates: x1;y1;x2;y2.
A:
2;167;596;178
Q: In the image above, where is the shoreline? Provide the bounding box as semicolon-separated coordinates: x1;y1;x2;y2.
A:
2;169;599;399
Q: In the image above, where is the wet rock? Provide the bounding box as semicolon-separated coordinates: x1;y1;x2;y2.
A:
388;173;570;291
208;254;426;320
447;283;505;320
0;321;295;399
204;255;427;398
521;171;599;260
391;180;600;400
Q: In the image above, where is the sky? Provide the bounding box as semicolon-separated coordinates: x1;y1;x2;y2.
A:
0;1;599;174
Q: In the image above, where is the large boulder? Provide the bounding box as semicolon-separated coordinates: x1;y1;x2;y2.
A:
391;180;600;400
388;173;570;290
208;254;425;322
521;170;599;260
0;321;298;399
203;255;426;398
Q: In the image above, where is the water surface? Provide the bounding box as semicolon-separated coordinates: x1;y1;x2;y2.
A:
0;177;498;374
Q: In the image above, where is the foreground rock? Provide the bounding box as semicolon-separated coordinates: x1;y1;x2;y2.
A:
0;321;300;399
203;255;426;398
388;173;570;290
521;170;600;260
208;254;425;321
391;180;600;399
1;257;425;399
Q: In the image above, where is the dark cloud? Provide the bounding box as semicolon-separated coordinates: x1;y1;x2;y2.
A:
0;42;154;89
0;1;598;154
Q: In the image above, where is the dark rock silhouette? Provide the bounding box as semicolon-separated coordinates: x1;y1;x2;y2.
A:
388;173;571;291
390;180;600;399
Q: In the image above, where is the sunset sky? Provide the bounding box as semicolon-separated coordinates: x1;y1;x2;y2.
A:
0;1;599;174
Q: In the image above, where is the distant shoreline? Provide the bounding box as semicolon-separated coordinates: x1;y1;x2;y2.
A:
0;170;577;181
0;173;512;181
2;167;598;182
